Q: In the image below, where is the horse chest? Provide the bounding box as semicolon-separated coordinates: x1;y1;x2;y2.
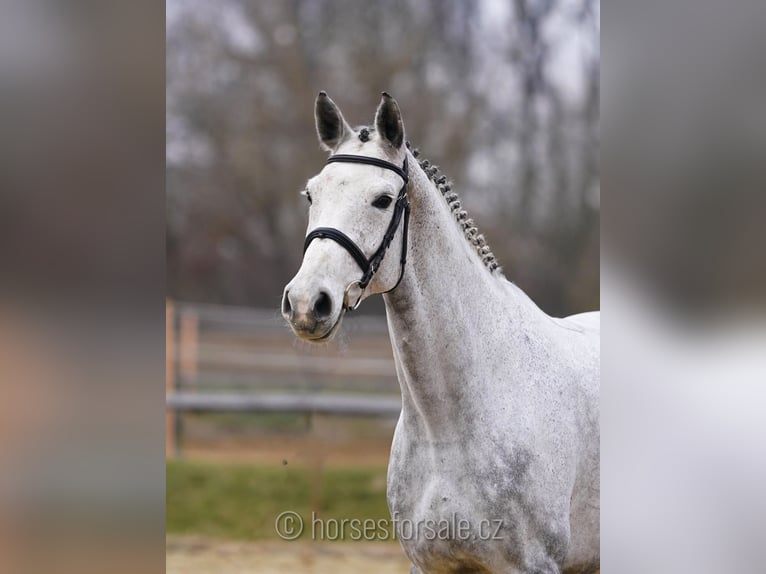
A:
387;435;496;541
388;466;493;569
386;421;568;571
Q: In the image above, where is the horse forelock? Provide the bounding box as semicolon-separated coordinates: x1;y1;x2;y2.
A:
355;125;373;142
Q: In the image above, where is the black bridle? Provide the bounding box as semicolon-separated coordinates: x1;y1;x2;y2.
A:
303;154;410;311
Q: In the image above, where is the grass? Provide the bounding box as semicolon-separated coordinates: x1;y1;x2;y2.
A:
167;459;392;541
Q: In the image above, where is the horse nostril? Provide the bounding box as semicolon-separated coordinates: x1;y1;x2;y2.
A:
282;290;292;318
313;291;332;320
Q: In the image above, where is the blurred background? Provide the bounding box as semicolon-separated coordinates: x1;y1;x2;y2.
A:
165;0;599;571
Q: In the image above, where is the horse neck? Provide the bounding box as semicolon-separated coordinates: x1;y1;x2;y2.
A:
382;155;512;438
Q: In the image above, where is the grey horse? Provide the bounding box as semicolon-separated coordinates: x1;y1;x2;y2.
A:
282;92;600;574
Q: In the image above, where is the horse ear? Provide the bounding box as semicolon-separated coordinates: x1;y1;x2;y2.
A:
315;91;351;152
374;92;405;150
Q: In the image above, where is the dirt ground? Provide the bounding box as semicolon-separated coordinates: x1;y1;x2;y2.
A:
167;535;410;574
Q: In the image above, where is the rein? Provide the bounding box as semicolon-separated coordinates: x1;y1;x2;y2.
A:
303;154;410;311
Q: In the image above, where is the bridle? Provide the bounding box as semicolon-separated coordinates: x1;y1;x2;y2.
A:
303;153;410;311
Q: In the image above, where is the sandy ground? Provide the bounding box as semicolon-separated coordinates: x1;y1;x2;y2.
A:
167;535;410;574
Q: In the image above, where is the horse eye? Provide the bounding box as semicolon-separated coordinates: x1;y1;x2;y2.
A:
301;190;312;204
372;195;393;209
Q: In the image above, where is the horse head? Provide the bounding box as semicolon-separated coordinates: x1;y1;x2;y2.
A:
282;92;409;341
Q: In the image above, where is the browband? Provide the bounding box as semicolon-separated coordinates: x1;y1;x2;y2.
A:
326;154;409;184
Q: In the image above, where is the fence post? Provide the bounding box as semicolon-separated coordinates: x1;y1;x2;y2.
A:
166;299;177;458
175;309;199;457
179;310;199;386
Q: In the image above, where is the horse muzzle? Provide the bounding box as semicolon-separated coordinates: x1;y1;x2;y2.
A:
281;286;340;341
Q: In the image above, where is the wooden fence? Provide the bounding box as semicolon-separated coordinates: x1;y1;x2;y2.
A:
165;299;400;456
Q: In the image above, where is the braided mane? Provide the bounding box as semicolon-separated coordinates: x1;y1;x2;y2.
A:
405;141;503;275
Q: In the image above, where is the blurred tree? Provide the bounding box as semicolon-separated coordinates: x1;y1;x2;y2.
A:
166;0;599;315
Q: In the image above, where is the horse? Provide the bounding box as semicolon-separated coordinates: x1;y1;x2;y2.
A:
281;92;600;574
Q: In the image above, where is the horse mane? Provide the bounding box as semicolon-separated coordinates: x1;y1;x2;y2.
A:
405;140;503;275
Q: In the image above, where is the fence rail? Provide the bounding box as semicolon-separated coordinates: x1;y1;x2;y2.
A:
167;392;401;417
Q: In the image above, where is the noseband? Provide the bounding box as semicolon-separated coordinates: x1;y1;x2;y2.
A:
303;154;410;311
